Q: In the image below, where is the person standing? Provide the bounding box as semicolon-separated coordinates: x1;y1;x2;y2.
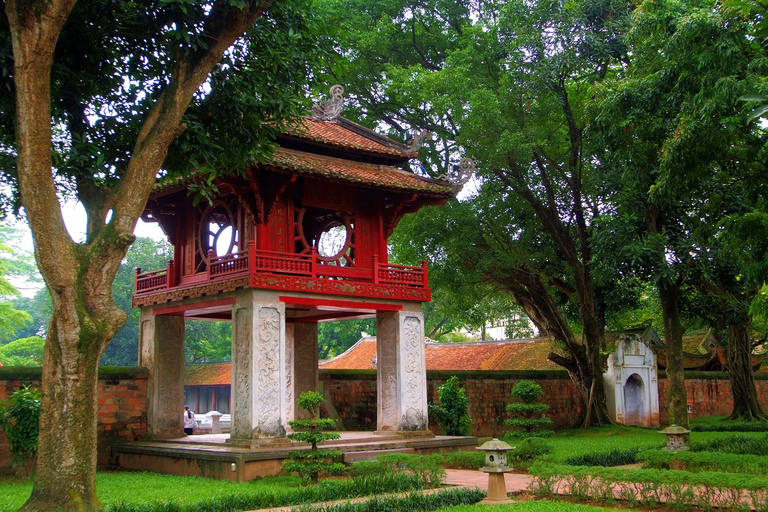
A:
183;405;196;435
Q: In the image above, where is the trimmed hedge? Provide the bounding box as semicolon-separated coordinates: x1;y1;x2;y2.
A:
293;488;485;512
689;434;768;455
529;462;768;510
692;421;768;433
639;449;768;476
0;366;147;380
104;473;425;512
563;447;640;467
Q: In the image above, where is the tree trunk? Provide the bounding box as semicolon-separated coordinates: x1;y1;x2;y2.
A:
727;318;766;420
502;269;611;426
659;282;688;428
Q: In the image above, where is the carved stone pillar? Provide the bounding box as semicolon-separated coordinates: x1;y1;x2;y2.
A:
293;322;319;419
376;309;430;434
229;290;289;445
139;309;185;438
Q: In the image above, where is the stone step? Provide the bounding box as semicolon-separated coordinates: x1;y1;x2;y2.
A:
342;447;415;464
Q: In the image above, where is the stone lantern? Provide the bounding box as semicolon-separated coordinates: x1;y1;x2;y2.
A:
476;438;515;504
208;411;223;434
659;424;690;451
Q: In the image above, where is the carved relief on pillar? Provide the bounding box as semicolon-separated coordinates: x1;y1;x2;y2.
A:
284;323;295;425
402;315;426;430
231;307;252;439
256;307;283;436
139;319;153;368
377;315;398;429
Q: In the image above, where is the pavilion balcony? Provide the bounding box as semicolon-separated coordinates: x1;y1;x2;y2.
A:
133;242;431;304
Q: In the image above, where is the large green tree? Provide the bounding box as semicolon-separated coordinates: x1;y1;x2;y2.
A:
592;0;768;422
324;0;634;426
0;1;330;510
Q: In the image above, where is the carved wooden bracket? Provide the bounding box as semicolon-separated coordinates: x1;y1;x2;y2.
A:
225;170;297;225
382;194;417;238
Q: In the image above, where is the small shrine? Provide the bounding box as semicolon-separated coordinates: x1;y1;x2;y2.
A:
603;326;662;427
133;86;466;445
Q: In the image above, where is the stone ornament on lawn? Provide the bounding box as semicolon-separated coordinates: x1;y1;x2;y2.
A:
659;424;691;451
477;438;516;505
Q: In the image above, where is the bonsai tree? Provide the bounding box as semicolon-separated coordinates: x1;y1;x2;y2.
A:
504;380;553;439
283;391;345;485
429;376;471;436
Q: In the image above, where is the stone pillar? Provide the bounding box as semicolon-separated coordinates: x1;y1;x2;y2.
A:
229;290;289;446
376;309;430;434
294;322;319;419
139;309;185;438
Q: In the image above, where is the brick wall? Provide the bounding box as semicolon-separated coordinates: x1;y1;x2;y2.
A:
657;373;768;423
0;367;148;470
320;370;768;436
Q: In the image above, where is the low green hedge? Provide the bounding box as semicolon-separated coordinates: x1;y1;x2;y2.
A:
293;488;485;512
691;421;768;433
563;447;640;467
689;434;768;455
104;473;424;512
639;449;768;476
528;462;768;510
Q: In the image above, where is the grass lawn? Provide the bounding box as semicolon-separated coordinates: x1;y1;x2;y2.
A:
0;472;304;512
541;422;768;463
436;499;619;512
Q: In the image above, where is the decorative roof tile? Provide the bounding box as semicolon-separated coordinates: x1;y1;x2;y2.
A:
266;148;458;197
285;118;414;158
185;362;231;386
319;337;561;371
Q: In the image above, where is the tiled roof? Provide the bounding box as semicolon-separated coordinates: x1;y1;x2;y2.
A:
265;148;457;197
319;337;561;371
320;337;378;370
185;362;231;386
285;118;414;158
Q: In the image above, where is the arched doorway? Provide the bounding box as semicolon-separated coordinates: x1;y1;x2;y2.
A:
623;373;645;425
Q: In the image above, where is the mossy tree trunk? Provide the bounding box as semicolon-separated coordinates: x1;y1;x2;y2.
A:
660;280;688;428
727;318;766;421
5;1;275;509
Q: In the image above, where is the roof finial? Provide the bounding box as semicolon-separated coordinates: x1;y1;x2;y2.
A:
435;157;475;186
405;129;433;153
311;84;345;121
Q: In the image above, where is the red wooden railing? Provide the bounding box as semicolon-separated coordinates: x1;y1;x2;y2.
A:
135;241;428;296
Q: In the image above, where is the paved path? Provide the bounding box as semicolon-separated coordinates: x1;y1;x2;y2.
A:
444;469;531;494
246;470;529;512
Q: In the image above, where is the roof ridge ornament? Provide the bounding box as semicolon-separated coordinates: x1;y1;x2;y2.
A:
435;157;475;186
311;84;345;121
405;129;433;153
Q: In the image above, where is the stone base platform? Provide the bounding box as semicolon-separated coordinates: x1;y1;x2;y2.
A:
113;432;478;482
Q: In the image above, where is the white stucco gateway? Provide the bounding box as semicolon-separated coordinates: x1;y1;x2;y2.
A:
603;328;662;427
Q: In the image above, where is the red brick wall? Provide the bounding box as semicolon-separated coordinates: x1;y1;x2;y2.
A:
320;370;768;436
657;375;768;422
319;370;580;436
0;368;148;470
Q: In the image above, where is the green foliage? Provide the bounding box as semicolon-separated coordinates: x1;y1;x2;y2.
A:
0;386;41;466
285;391;344;484
374;453;446;488
318;319;375;359
692;421;768;432
292;488;485;512
441;450;485;470
529;461;768;509
429;376;471;436
0;336;45;366
563;447;640;467
509;437;552;467
689;434;768;456
639;448;768;476
504;380;553;438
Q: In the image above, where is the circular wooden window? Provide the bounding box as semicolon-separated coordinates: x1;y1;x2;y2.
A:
199;202;236;260
297;207;354;265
